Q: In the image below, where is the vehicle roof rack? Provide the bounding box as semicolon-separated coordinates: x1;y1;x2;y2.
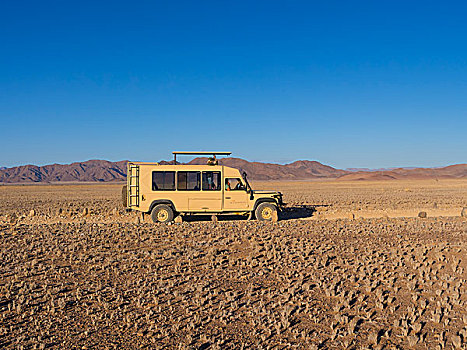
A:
172;151;232;165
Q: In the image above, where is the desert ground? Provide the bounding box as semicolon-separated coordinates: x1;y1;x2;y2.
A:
0;179;466;349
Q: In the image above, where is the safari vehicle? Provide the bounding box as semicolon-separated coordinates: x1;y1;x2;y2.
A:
123;151;284;223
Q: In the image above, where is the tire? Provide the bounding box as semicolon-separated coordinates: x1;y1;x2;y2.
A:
255;202;277;222
122;185;127;208
151;204;174;223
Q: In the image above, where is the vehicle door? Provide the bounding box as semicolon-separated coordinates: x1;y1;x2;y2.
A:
180;171;222;211
223;177;249;210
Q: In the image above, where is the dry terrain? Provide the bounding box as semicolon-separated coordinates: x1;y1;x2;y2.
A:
0;180;466;349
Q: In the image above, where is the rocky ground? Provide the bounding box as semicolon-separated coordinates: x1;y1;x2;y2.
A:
0;181;466;349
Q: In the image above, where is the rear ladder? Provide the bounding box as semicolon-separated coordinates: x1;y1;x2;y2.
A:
128;164;140;208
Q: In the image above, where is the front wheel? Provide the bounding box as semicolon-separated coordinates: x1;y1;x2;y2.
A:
151;204;174;223
255;203;278;222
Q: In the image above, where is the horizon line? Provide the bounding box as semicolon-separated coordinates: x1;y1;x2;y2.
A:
1;157;465;171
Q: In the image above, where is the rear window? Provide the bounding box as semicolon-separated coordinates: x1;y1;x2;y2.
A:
177;171;200;191
152;171;175;191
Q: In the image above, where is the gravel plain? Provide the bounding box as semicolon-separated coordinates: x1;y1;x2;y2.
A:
0;180;466;349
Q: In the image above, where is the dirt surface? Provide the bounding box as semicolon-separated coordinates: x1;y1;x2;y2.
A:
257;179;467;221
1;180;466;349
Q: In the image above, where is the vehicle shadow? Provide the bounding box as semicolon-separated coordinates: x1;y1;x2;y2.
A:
280;204;332;220
181;214;248;222
280;205;316;220
179;204;330;222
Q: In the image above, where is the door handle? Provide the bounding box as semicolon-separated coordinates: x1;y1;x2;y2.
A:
225;197;231;199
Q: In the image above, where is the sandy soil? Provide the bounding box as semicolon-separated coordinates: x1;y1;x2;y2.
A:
0;180;466;349
253;179;467;220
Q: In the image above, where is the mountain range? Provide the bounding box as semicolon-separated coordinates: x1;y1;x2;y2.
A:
0;158;465;183
0;160;127;183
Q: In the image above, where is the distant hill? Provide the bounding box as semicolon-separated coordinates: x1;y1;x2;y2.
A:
0;160;127;183
0;158;465;183
338;164;467;181
345;167;420;172
188;157;346;180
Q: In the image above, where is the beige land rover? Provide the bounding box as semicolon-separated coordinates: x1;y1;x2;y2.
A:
123;152;284;223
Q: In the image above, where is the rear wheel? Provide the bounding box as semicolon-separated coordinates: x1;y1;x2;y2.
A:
122;185;127;207
255;203;278;222
151;204;174;223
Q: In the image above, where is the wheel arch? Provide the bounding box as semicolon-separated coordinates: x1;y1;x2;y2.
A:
148;200;177;213
253;198;278;211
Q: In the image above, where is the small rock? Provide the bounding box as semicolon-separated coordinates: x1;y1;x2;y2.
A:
8;213;17;224
272;210;278;222
29;209;36;217
452;335;462;348
418;211;427;218
407;335;418;347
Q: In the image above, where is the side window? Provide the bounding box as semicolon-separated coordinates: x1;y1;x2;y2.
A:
152;171;175;191
202;171;221;191
225;178;245;191
177;171;200;191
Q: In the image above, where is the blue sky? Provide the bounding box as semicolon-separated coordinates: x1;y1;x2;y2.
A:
1;0;466;169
